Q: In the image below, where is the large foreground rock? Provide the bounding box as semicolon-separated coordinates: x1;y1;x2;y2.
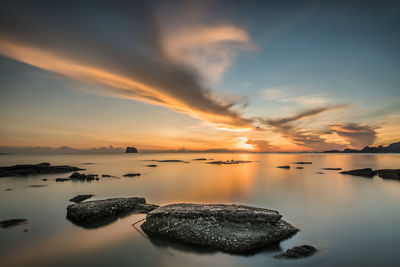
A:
0;163;84;177
376;169;400;180
67;197;158;223
141;204;299;254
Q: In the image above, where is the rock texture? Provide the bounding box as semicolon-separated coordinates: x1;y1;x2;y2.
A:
0;163;84;177
141;203;299;254
0;219;27;228
66;197;158;223
340;168;376;177
275;245;317;259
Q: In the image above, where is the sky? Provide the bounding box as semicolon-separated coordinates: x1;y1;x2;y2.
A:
0;0;399;152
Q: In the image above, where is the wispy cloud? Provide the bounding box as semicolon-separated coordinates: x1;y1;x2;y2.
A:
329;123;378;149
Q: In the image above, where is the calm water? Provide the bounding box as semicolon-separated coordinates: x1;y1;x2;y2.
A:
0;153;399;267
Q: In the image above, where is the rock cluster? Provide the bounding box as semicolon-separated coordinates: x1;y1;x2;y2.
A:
141;203;299;254
0;163;84;177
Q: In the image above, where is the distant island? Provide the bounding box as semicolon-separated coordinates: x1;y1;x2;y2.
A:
323;142;400;153
125;146;138;153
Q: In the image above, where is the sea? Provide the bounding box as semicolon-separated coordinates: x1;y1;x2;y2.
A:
0;153;399;267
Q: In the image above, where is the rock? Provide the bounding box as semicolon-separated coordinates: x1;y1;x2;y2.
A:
296;167;304;169
322;168;342;170
293;162;312;164
0;219;27;228
70;172;86;179
274;245;317;259
0;163;84;177
69;194;94;203
42;178;48;181
376;169;400;180
125;147;138;153
66;197;155;223
5;188;12;191
277;165;290;169
29;184;48;187
340;168;376;177
316;172;324;174
23;229;28;232
207;160;252;165
141;203;299;254
145;164;158;167
193;158;207;161
101;174;114;177
146;159;188;163
124;173;141;177
56;178;70;182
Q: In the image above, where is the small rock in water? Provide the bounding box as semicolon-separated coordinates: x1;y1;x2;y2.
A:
340;168;376;177
277;165;290;169
102;174;114;177
207;160;252;165
56;178;70;182
0;219;27;228
70;172;86;180
192;158;207;161
23;229;28;232
42;178;48;181
275;245;317;259
5;188;12;191
316;172;324;174
124;173;141;177
69;194;94;203
322;168;342;170
293;162;312;164
141;203;299;254
29;184;48;187
296;167;304;169
145;164;158;167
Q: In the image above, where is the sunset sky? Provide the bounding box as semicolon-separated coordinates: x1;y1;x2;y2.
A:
0;0;399;152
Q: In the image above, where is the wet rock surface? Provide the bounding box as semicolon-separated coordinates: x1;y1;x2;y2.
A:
69;194;94;203
141;204;299;254
66;197;158;224
0;219;27;228
0;163;84;177
340;168;377;177
274;245;317;259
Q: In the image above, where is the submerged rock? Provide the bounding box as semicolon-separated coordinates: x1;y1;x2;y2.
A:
69;194;94;203
207;160;252;165
146;159;188;163
141;203;299;254
277;165;290;169
296;167;304;169
275;245;317;259
0;219;27;228
0;163;84;177
124;173;141;177
340;168;376;177
376;169;400;180
193;158;207;161
322;168;342;170
66;197;157;223
293;162;312;164
145;164;158;167
56;178;70;182
29;184;48;187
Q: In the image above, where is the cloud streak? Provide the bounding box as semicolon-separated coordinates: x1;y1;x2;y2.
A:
0;1;253;130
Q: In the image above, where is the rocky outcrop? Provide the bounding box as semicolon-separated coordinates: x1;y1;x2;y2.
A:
0;219;27;228
125;147;138;153
376;169;400;180
141;203;299;254
340;168;376;177
323;142;400;153
0;163;84;177
69;194;94;203
66;197;158;223
274;245;317;259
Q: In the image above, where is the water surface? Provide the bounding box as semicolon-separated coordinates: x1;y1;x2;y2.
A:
1;153;399;267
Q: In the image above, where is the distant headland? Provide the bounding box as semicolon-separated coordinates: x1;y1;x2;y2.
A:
323;142;400;153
